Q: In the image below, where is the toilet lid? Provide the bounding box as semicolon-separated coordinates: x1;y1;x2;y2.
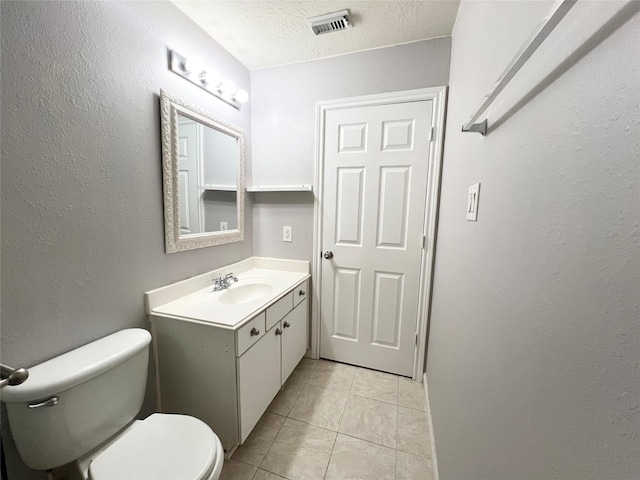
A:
89;414;218;480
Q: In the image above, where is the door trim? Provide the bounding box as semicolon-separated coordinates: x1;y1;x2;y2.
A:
311;87;448;380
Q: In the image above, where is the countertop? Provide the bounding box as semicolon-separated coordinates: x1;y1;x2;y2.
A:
146;257;310;329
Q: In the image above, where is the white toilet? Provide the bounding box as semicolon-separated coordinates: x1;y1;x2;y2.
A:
1;328;224;480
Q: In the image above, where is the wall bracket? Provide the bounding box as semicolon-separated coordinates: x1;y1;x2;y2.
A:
461;120;488;136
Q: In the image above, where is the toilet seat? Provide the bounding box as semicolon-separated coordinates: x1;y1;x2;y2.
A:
88;414;221;480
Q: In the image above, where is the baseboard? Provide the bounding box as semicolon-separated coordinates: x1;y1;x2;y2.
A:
423;373;439;480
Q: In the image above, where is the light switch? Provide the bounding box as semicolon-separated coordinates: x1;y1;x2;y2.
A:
466;183;480;221
283;226;292;242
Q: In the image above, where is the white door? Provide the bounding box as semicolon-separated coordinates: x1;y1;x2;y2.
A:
320;100;433;377
177;118;201;235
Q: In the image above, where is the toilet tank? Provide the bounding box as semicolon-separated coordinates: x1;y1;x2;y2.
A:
1;329;151;471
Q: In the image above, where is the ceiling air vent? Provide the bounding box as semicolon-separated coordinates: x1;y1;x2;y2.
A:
307;10;351;36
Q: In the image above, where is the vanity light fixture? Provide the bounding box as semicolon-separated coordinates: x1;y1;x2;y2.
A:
169;50;249;109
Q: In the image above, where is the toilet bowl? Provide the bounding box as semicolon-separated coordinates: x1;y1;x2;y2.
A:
1;329;223;480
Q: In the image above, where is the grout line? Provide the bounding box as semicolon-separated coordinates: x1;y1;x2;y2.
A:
348;389;400;406
283;415;341;435
335;430;397;452
394;431;398;479
282;381;305;416
252;469;288;480
396;392;400;452
333;388;351;434
323;427;340;480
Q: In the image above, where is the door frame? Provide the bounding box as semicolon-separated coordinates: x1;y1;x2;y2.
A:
311;87;447;380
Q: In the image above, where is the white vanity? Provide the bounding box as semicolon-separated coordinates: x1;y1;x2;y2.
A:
145;257;310;456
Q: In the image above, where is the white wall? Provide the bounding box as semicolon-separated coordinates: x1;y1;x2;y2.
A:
0;2;252;478
250;38;451;261
427;1;640;479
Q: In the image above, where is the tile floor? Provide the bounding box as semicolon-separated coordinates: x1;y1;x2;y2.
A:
220;358;435;480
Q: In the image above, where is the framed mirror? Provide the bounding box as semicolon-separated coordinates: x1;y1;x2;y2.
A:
160;90;245;253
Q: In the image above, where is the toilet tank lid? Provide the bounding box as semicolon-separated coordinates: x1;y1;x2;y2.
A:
1;329;151;403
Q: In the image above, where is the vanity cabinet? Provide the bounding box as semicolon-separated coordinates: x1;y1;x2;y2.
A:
150;278;309;456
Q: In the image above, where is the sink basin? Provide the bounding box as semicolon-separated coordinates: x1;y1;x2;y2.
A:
215;279;280;305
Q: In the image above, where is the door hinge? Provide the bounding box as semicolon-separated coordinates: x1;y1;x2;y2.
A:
422;235;426;249
415;333;419;345
429;126;435;143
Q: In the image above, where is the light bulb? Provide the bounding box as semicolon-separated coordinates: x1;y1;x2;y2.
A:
233;89;249;104
217;80;236;96
183;57;203;75
207;70;221;87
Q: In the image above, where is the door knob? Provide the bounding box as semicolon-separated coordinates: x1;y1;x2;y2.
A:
323;251;334;259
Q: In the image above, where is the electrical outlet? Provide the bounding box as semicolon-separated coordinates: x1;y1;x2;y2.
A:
467;183;480;221
220;222;228;231
283;226;292;242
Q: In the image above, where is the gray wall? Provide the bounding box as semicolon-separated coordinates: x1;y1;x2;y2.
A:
427;1;640;479
250;38;451;261
0;1;252;477
204;191;238;232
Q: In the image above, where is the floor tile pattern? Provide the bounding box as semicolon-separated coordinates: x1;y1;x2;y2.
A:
220;359;435;480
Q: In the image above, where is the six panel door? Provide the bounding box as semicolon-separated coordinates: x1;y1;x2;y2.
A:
320;100;434;376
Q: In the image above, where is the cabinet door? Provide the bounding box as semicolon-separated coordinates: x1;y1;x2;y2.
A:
237;323;281;443
281;299;308;384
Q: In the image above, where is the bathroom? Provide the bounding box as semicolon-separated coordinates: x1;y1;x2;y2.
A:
1;1;638;479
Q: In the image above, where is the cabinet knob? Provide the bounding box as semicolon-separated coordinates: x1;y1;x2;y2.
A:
283;321;291;328
250;327;260;336
299;290;305;296
275;328;283;336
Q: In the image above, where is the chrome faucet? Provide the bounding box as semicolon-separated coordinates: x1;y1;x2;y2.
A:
210;273;238;292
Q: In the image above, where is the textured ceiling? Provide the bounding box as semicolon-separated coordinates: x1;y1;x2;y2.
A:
171;1;460;69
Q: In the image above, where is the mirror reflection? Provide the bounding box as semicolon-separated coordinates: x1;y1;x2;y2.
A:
160;90;245;253
177;114;239;234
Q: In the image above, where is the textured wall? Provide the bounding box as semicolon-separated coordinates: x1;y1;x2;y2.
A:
427;1;640;479
0;2;251;478
250;38;451;261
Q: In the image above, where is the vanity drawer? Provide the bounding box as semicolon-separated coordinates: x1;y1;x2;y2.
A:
293;280;309;307
236;312;266;356
266;292;293;331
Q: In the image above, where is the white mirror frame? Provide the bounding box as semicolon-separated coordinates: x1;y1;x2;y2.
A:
160;89;245;253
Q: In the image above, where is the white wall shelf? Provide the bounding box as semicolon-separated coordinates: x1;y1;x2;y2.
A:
199;184;237;191
246;185;313;192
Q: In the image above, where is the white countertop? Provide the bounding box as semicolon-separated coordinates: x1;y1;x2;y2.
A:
146;257;310;329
